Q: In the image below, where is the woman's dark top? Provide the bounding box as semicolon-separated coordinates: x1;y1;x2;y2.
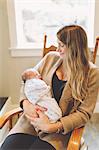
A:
52;72;67;103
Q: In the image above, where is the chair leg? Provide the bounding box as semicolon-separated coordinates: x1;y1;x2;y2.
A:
80;143;88;150
80;137;88;150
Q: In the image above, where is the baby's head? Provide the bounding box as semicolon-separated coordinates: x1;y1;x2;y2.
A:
24;69;41;80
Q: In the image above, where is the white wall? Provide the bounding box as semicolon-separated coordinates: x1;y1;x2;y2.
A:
94;0;99;66
0;0;99;104
0;0;4;95
0;0;41;103
94;0;99;40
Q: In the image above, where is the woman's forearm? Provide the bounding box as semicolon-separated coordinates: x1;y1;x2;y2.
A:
48;121;63;133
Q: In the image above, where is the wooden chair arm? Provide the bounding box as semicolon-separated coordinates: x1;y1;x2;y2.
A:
0;107;23;129
67;127;84;150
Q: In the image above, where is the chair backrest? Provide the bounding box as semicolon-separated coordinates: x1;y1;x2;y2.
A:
43;35;57;57
43;35;99;64
91;37;99;64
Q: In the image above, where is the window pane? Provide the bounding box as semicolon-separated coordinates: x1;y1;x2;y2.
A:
15;0;95;48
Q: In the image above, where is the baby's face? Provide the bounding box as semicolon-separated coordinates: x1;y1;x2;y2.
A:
30;71;41;79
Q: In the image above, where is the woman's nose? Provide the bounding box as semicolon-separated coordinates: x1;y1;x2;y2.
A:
56;47;62;53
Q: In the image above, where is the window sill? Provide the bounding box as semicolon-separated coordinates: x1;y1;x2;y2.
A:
9;47;43;57
9;47;99;57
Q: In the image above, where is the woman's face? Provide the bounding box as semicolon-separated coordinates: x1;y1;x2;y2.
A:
56;39;67;58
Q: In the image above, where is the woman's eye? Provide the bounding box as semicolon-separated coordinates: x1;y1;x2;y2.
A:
60;45;64;47
57;43;65;48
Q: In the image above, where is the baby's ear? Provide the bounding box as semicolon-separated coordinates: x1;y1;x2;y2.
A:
38;74;42;79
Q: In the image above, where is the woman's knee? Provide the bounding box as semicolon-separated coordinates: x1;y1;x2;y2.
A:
0;133;36;150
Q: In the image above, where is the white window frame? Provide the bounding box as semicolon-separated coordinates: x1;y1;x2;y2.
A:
7;0;96;57
7;0;42;57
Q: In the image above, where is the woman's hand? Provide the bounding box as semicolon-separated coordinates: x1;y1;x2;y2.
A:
23;100;47;119
30;110;63;133
30;110;52;133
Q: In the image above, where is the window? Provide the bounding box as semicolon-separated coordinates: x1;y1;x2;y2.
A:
7;0;95;56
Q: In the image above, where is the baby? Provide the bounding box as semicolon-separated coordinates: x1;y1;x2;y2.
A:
24;69;62;123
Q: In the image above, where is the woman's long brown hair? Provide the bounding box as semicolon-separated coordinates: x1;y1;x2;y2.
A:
57;25;90;102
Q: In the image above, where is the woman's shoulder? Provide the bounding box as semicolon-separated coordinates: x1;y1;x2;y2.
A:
43;51;62;64
45;51;61;59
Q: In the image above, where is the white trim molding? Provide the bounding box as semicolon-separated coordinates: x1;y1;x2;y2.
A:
9;48;43;57
7;0;43;57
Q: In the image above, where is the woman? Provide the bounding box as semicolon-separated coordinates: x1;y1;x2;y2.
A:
1;25;99;150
